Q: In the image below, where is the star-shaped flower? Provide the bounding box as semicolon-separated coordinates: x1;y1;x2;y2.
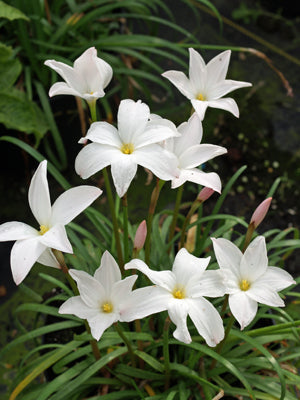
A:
212;236;296;330
163;113;227;192
44;47;113;103
59;251;143;340
0;161;102;285
125;248;225;346
162;48;252;120
75;99;179;197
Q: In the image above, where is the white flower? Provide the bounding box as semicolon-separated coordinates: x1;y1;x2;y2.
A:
0;161;102;285
44;47;113;102
212;236;296;330
75;99;179;197
59;251;143;340
125;248;225;346
162;48;252;120
164;113;227;192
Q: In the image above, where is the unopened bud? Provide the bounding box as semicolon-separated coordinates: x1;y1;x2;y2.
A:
250;197;272;229
197;187;214;203
133;220;147;251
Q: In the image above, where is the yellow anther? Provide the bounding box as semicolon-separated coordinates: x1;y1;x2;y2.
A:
240;279;250;291
39;225;49;235
173;289;185;299
196;93;205;101
102;302;113;313
121;143;134;155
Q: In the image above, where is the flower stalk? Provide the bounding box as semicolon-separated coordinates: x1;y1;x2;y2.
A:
122;193;129;264
168;184;184;251
163;316;171;390
114;322;136;368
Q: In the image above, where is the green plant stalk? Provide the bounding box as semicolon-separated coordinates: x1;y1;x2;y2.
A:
199;358;212;399
163;316;171;390
102;167;124;270
122;193;129;264
168;184;184;251
145;179;165;265
114;322;136;367
210;314;235;370
52;249;101;361
242;222;255;252
180;196;204;249
88;99;98;123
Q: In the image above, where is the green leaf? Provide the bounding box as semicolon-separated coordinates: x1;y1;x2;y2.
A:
0;88;49;143
0;43;21;90
0;1;29;21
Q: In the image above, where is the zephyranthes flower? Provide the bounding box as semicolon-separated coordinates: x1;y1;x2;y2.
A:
163;113;227;192
59;251;143;340
75;99;179;197
162;48;252;120
0;161;102;285
44;47;113;103
212;236;295;330
125;248;225;346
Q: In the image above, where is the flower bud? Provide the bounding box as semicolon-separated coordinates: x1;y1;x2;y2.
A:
197;187;214;203
250;197;272;229
133;220;147;251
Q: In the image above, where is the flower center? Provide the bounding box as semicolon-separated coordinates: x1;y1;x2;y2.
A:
121;143;134;155
172;288;185;299
102;302;113;313
39;225;49;235
240;279;251;291
196;93;205;101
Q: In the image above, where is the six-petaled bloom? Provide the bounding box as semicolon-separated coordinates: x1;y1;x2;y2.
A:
163;113;227;192
162;48;252;120
75;99;179;197
212;236;295;330
59;251;146;340
44;47;113;103
0;160;102;285
125;248;226;346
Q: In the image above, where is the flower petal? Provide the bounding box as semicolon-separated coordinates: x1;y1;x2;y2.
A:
37;248;60;268
88;313;118;341
135;119;178;149
94;251;121;287
205;50;231;86
211;237;242;277
69;269;105;308
247;284;285;307
59;296;99;319
51;186;102;226
111;155;138;197
179;144;227;169
44;60;85;94
75;143;119;179
258;267;295;291
134;145;178;181
161;70;194;99
0;221;38;241
188;48;206;93
172;169;222;193
168;299;191;344
190;270;227;298
240;236;268;282
175;113;203;155
111;275;138;308
28;160;52;226
208;79;252;100
125;259;176;292
188;297;224;346
190;99;209;121
39;224;73;253
229;292;258;330
120;286;169;321
11;238;46;285
206;97;240;118
83;121;121;147
48;82;82;98
117;99;150;144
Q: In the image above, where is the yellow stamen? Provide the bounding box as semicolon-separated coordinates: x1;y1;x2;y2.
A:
196;93;205;101
39;225;49;235
240;279;250;291
102;302;113;313
173;288;185;299
121;143;134;155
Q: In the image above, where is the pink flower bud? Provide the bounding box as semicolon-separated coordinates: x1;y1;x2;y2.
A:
250;197;272;229
197;187;214;202
133;220;147;251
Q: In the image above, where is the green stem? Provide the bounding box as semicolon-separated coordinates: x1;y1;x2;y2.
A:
168;184;184;252
163;316;171;390
52;249;101;361
145;179;165;265
179;197;203;249
102;167;124;270
88;99;98;122
242;223;255;252
210;314;235;370
114;322;136;367
122;193;129;264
